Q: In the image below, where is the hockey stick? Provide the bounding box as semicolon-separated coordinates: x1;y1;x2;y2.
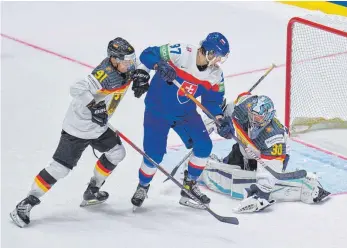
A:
164;64;276;183
248;63;276;92
110;125;239;225
231;136;307;180
171;79;307;181
163;150;192;183
162;126;214;183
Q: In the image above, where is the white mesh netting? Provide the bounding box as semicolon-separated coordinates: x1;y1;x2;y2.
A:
287;14;347;134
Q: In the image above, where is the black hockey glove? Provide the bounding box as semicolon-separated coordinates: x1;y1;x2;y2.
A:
87;100;108;127
156;60;176;84
132;69;150;98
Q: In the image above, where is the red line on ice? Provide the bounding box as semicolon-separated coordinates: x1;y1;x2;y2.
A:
1;33;94;69
291;137;347;160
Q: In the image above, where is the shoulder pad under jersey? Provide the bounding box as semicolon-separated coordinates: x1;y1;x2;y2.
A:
91;58;128;91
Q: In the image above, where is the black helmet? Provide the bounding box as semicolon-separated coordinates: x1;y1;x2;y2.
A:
107;37;135;60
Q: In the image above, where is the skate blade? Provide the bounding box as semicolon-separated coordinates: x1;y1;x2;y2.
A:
132;205;138;212
80;199;106;207
9;210;26;228
179;197;207;210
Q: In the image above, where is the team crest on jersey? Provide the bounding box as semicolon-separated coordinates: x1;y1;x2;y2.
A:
177;81;198;104
186;47;192;52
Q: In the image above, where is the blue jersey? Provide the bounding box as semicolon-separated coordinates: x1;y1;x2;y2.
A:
139;43;225;121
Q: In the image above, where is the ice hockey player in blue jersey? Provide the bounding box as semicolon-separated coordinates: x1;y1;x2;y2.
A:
131;32;230;209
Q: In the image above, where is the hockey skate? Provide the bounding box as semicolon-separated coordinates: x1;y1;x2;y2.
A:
10;195;40;228
179;170;210;210
80;178;109;207
233;184;275;213
131;183;150;211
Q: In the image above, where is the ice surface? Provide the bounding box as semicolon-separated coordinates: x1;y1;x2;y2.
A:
1;2;346;248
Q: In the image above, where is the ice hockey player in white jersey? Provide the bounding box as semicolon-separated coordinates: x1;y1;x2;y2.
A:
204;92;331;212
10;37;151;227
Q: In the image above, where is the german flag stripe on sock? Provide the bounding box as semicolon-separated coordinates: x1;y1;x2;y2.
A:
95;160;111;177
35;169;57;192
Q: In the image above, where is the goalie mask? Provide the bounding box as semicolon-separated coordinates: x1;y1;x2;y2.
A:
107;37;136;71
247;95;276;139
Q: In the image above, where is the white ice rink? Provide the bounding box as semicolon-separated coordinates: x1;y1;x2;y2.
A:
1;2;347;248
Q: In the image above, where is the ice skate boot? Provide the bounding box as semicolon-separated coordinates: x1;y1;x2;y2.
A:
10;195;40;228
131;183;150;211
80;178;109;207
179;170;210;209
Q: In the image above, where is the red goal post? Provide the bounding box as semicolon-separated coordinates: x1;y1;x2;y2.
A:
285;15;347;135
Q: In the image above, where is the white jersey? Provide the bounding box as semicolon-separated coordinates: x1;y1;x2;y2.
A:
164;43;224;87
63;58;131;139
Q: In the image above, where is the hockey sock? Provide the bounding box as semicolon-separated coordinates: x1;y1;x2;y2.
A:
29;160;70;198
187;155;208;181
139;159;157;186
93;154;117;188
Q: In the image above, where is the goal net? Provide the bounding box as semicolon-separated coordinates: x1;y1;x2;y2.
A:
285;14;347;135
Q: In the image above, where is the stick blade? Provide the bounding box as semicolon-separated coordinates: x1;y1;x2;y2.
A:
207;209;239;225
163;166;180;183
216;215;239;225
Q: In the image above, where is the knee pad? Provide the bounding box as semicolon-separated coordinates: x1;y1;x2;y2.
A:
104;144;126;165
45;160;71;180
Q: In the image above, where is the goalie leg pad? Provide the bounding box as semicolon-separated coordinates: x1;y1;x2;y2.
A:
300;172;331;203
270;172;330;203
201;156;242;196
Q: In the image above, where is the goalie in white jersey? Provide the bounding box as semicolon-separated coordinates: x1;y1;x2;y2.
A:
10;37;151;227
203;93;330;212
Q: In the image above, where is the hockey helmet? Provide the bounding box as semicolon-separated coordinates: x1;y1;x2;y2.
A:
201;32;230;65
107;37;136;71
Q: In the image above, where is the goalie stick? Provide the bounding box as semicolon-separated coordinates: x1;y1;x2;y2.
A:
163;64;276;183
110;125;239;225
171;76;307;181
